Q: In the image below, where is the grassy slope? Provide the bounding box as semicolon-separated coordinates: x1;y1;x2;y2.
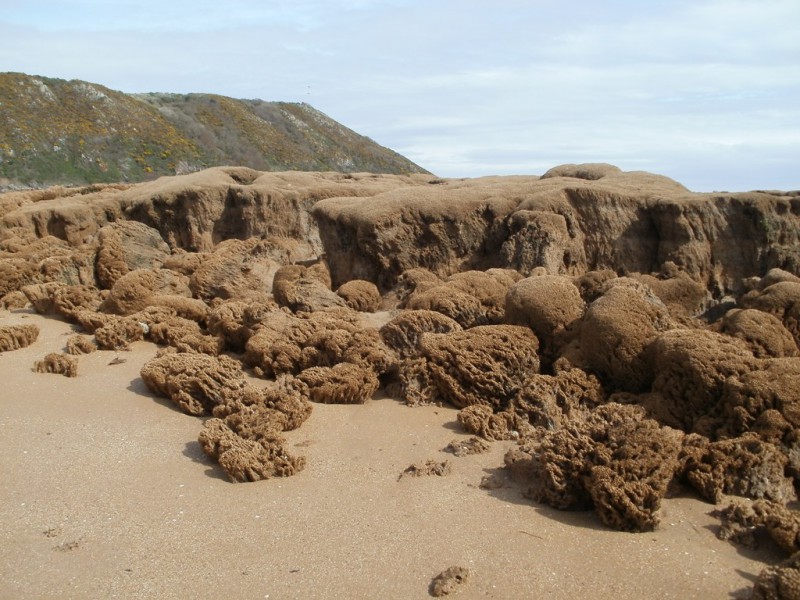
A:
0;73;428;185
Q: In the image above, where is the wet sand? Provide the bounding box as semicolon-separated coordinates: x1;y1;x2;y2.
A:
0;309;782;599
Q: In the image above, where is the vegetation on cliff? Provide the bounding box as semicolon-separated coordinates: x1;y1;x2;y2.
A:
0;72;428;186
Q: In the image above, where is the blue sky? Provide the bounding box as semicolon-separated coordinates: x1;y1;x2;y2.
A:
1;0;798;191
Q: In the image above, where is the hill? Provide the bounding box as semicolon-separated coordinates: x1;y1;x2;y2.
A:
0;72;429;186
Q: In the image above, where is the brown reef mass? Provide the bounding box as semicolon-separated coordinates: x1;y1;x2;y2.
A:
3;163;800;598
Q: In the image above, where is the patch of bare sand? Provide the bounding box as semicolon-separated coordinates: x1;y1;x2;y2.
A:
0;309;782;599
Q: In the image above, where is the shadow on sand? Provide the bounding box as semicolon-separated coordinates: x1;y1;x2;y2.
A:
182;440;229;482
478;466;608;532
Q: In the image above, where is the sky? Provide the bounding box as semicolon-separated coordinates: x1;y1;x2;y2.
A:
1;0;799;191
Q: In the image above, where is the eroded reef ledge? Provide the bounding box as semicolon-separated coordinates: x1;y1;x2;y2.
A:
2;163;798;300
313;163;800;296
3;163;800;598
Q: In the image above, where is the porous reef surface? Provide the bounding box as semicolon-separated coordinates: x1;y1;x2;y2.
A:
3;163;800;598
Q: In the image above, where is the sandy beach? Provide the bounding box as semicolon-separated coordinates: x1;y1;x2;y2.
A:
0;308;782;599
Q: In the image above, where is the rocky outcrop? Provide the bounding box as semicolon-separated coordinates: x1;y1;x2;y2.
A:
95;221;171;289
506;403;683;532
0;231;96;296
243;308;395;378
93;315;147;350
198;418;305;483
64;334;97;355
4;161;800;598
681;434;796;504
211;377;313;434
751;552;800;600
33;352;78;377
100;269;191;315
402;270;517;327
420;325;540;409
50;284;104;320
504;274;584;366
741;281;800;346
380;310;462;359
509;368;606;431
4;165;799;304
1;168;424;252
717;358;800;440
649;329;758;433
140;353;248;416
297;362;380;404
188;237;298;302
718;309;799;358
0;323;39;352
314;167;800;296
456;368;605;441
716;499;800;555
313;180;523;289
272;263;345;312
206;300;276;352
631;266;710;318
335;279;381;312
574;282;674;393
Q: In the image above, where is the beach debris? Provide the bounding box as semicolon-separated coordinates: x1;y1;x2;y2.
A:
444;437;489;457
198;418;304;482
429;566;471;597
54;540;80;552
400;459;452;479
478;474;507;490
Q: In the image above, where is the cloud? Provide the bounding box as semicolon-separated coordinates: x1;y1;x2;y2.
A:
0;0;414;33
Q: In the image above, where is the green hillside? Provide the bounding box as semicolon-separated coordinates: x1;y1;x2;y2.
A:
0;72;428;185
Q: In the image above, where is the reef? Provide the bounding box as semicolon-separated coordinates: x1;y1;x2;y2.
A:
3;164;800;598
